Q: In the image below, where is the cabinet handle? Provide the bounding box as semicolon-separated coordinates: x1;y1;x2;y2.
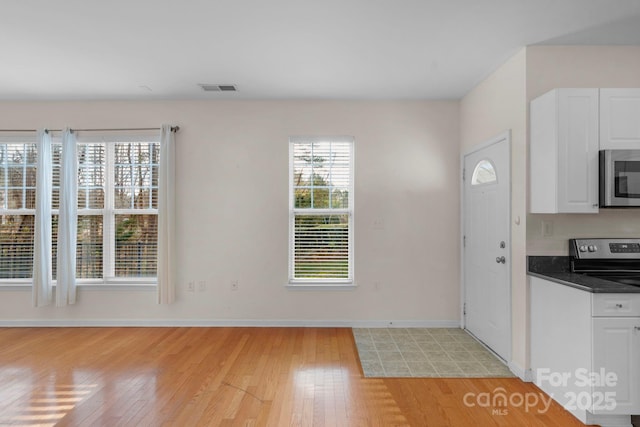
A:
635;326;640;331
592;203;599;208
615;303;623;308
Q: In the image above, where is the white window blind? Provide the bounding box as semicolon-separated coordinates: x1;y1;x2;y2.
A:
53;137;159;281
289;137;354;283
1;133;161;285
112;141;159;278
0;140;37;279
51;142;105;279
76;142;105;279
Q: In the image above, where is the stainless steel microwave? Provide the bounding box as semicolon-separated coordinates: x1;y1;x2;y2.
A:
600;150;640;207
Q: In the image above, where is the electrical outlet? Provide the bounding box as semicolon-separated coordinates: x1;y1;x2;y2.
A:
230;280;239;291
198;280;206;292
542;220;553;237
372;217;385;230
187;281;195;292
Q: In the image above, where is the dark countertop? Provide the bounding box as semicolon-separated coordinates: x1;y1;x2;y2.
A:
527;256;640;294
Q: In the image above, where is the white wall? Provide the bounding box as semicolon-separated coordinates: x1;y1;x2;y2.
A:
460;49;528;371
0;100;461;326
526;46;640;254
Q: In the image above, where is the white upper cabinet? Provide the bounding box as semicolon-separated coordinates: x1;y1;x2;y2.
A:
530;88;599;213
600;88;640;149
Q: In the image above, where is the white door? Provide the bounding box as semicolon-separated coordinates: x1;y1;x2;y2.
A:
463;133;511;361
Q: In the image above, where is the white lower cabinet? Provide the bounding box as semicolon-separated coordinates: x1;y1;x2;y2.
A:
592;318;640;415
530;276;640;427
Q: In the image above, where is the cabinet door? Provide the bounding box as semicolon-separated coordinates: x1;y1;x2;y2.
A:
592;317;640;414
557;89;599;213
530;89;599;213
530;277;593;411
600;88;640;149
530;90;560;213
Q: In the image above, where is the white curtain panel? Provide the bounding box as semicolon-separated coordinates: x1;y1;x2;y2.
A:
157;125;176;304
32;130;53;307
56;128;78;306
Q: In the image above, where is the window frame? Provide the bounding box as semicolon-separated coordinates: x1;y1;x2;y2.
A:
75;134;160;285
0;133;160;287
288;136;355;287
0;136;38;285
470;158;498;186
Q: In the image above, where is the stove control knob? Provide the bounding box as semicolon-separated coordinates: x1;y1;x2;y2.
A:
588;245;597;252
579;245;588;252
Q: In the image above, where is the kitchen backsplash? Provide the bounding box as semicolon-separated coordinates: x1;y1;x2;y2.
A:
527;210;640;255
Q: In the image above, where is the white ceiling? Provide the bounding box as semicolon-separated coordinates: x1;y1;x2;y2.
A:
1;0;640;101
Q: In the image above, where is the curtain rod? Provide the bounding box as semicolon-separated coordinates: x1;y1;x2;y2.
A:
0;126;180;133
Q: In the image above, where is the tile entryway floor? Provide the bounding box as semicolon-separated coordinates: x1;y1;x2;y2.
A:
352;327;514;378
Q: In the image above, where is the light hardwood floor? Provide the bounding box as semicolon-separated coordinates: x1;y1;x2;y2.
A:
0;327;594;426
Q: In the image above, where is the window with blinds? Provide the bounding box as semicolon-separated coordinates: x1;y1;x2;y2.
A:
52;142;106;279
289;137;354;284
113;142;158;278
0;135;159;283
0;141;37;279
77;143;105;278
61;139;158;280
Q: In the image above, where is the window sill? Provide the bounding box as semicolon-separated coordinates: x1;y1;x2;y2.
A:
0;282;156;292
77;283;157;292
286;282;357;291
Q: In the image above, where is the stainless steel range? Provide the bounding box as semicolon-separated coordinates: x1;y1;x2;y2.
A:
570;238;640;287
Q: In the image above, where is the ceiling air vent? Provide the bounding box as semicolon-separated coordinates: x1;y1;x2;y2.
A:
199;84;237;92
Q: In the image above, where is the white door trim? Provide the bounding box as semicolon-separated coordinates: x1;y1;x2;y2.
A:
460;130;512;362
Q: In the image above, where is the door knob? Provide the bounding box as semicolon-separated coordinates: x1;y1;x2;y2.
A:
496;256;506;264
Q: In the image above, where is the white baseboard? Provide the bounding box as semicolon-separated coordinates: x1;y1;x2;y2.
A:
584;413;633;427
351;320;461;328
508;361;534;382
0;319;462;328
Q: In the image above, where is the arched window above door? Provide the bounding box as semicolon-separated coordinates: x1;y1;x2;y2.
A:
471;159;497;185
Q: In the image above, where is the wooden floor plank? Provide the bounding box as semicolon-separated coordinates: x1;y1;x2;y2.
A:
0;327;595;426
